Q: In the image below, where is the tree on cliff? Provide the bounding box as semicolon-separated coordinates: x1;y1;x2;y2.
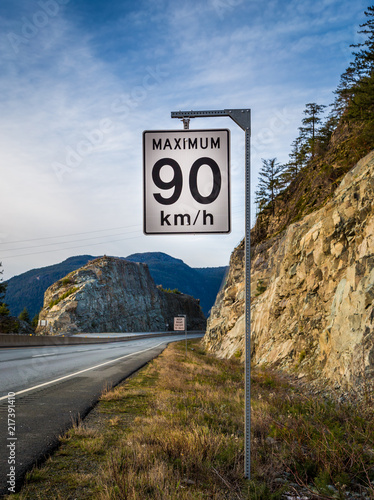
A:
0;262;9;316
350;5;374;78
0;262;5;299
334;5;374;121
299;103;326;159
281;136;310;184
334;66;358;118
255;158;286;216
252;4;374;246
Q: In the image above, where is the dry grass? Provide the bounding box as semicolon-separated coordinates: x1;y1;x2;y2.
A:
7;340;374;499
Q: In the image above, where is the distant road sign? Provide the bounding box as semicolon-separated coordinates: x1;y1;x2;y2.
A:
143;129;230;234
174;316;186;331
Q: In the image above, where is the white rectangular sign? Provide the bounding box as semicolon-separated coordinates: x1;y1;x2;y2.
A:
143;129;230;234
174;316;186;331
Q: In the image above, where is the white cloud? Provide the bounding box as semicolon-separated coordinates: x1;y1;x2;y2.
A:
0;0;369;280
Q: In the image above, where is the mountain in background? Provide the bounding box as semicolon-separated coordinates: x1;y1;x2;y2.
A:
4;253;227;319
4;255;95;320
125;252;227;316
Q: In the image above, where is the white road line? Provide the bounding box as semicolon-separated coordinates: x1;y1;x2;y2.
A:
0;341;165;402
32;353;57;358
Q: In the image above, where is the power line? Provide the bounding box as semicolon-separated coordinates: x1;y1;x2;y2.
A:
0;212;246;260
0;229;141;253
0;224;140;246
1;234;143;259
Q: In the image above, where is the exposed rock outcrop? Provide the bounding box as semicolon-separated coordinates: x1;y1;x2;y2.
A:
36;256;206;335
204;150;374;389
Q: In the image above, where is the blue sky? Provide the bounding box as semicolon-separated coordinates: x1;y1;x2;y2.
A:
0;0;368;280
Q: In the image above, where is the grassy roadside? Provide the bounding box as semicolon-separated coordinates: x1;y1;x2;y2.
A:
7;339;374;499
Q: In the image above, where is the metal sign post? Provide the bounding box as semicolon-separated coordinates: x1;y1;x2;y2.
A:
171;109;251;479
183;314;187;357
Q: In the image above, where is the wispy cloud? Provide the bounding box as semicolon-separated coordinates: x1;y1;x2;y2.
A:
0;0;369;279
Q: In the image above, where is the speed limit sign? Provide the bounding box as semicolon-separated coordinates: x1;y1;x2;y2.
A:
143;129;230;234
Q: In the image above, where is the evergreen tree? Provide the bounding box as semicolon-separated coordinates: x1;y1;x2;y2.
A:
299;103;326;159
289;136;308;172
347;71;374;121
18;307;30;324
0;262;6;302
282;136;309;184
334;5;374;120
333;66;359;118
0;303;10;316
0;262;8;316
255;158;286;216
351;5;374;78
31;314;39;329
316;113;339;154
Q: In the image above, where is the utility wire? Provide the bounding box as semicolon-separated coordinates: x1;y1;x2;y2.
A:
0;211;245;259
1;229;141;252
0;224;140;246
0;234;143;259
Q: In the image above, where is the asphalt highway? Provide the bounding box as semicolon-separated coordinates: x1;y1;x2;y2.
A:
0;333;202;495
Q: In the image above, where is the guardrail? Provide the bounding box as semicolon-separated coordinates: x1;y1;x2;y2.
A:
0;331;205;348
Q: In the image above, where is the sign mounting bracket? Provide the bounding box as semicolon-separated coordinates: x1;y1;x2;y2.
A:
171;109;250;132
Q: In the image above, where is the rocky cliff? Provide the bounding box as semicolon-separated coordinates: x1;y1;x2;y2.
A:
204;150;374;390
36;256;206;335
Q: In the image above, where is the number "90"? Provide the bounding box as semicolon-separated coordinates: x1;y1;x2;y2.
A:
152;157;221;206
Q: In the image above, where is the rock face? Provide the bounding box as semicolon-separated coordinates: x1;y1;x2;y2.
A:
204;150;374;389
36;257;206;335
